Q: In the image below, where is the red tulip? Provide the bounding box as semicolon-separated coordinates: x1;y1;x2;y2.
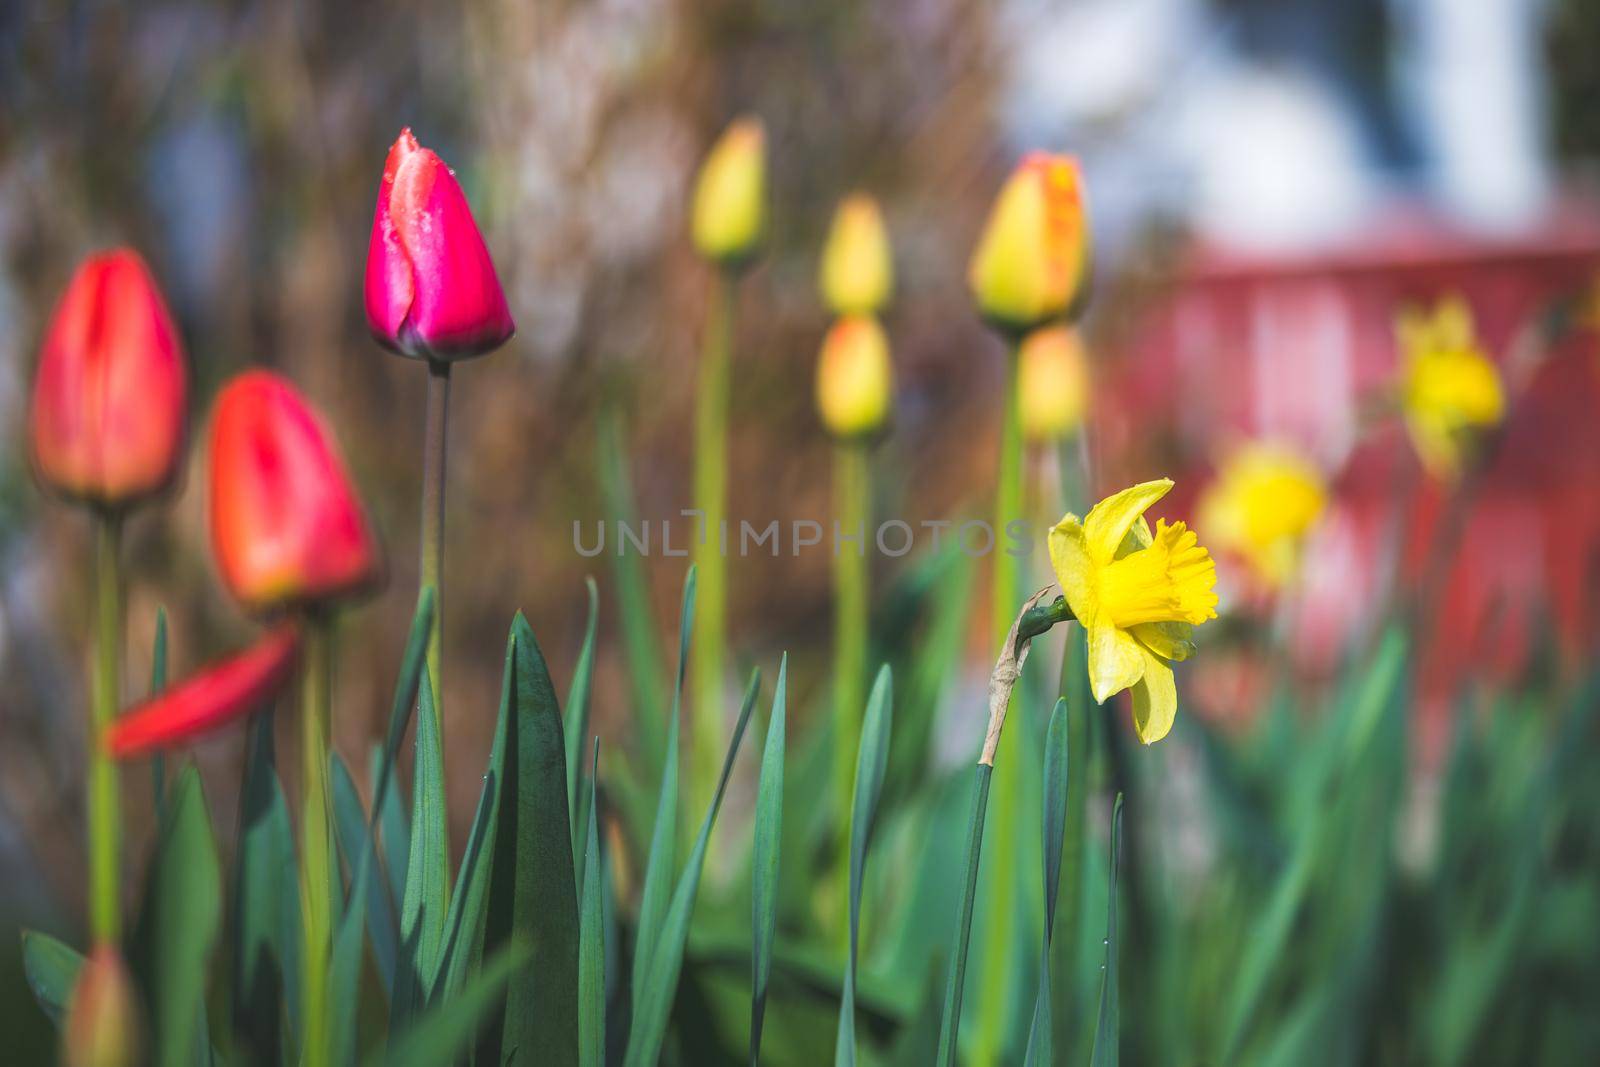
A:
364;128;515;361
29;249;187;507
105;627;300;757
209;371;381;613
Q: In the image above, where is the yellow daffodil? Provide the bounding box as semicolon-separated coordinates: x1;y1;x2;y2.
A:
1049;479;1218;744
692;116;766;267
1396;296;1505;480
969;153;1091;334
816;315;893;438
820;193;893;315
1199;442;1327;588
1017;325;1090;443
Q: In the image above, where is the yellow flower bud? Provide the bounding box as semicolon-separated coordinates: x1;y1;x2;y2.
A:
692;117;766;267
1199;442;1327;589
1017;326;1090;443
816;315;893;439
63;944;141;1067
969;153;1091;334
820;193;893;315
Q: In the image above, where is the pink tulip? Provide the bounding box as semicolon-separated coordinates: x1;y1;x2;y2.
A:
364;128;515;361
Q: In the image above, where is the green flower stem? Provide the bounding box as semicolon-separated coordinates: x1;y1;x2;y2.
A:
973;339;1025;1065
832;440;870;906
420;358;450;755
692;268;734;815
88;511;123;944
299;615;335;1067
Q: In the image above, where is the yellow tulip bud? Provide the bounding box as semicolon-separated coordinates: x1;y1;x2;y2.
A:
692;117;766;268
816;316;893;439
1017;326;1090;443
820;193;893;315
63;944;140;1067
969;153;1091;334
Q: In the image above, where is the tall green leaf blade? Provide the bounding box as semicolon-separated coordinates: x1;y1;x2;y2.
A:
331;752;397;999
566;577;600;831
150;607;168;821
750;653;787;1065
377;943;530;1067
479;613;580;1067
836;665;894;1066
394;666;448;1027
1090;794;1124;1067
632;566;696;1011
935;765;994;1067
1024;698;1071;1066
623;668;761;1067
372;743;410;921
132;765;222;1067
579;742;605;1067
21;929;82;1025
329;836;373;1067
230;712;298;1062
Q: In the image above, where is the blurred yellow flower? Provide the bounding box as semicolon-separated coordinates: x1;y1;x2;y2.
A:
692;117;766;266
820;193;892;315
1017;325;1090;443
1396;297;1505;480
1049;479;1218;744
816;315;893;438
1199;443;1327;588
969;153;1091;334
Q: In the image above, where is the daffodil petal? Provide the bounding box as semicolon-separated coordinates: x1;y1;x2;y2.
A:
1087;622;1145;704
1083;479;1172;563
1130;649;1177;744
1130;621;1195;662
1047;514;1098;623
1114;515;1153;559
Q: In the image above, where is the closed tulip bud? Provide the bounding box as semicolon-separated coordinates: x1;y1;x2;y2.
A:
106;626;301;756
969;153;1091;335
29;249;187;508
63;943;140;1067
820;193;892;315
365;128;515;361
209;372;381;614
1018;326;1090;443
692;117;766;268
816;316;893;439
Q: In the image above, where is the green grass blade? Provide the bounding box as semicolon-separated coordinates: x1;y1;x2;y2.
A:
1024;698;1071;1067
632;566;696;1011
21;930;82;1025
150;607;168;821
836;665;894;1066
329;833;372;1067
131;765;222;1067
376;942;530;1067
599;410;669;767
393;666;449;1028
750;653;787;1065
331;752;397;999
480;613;580;1066
229;711;297;1061
623;667;761;1067
579;741;605;1067
935;764;993;1067
372;743;410;921
567;577;600;829
1090;793;1124;1067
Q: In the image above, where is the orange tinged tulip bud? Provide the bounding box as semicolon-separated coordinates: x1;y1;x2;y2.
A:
106;627;300;756
62;943;140;1067
816;316;893;439
29;249;187;508
820;193;892;315
692;117;766;268
969;153;1091;334
1018;326;1090;443
209;372;381;614
365;128;515;361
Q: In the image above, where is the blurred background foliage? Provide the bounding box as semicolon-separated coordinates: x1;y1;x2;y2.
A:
4;0;1600;1062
